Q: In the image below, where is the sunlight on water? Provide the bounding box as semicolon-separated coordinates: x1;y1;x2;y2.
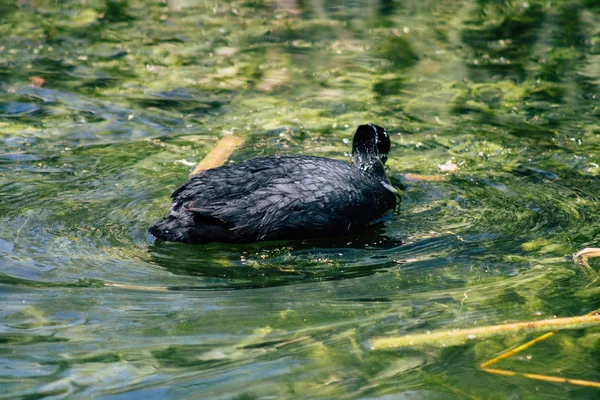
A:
1;0;600;398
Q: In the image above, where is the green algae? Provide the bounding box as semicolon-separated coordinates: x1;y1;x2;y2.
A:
0;0;600;398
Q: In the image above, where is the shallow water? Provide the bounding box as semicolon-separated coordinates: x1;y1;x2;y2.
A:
1;0;600;398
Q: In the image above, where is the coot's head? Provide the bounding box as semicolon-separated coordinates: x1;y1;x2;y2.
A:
352;123;390;167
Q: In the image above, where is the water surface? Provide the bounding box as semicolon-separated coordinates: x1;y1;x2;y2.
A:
1;0;600;398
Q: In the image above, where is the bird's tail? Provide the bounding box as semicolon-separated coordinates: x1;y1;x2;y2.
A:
149;217;187;242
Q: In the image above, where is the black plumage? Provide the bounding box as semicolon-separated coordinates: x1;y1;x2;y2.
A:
149;124;398;244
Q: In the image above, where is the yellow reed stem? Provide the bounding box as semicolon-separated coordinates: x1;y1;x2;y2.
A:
373;248;600;390
478;306;600;389
190;135;245;177
481;368;600;389
370;314;600;350
479;331;556;369
104;282;170;291
574;247;600;263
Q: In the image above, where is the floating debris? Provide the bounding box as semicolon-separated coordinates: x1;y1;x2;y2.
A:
29;76;45;88
438;159;459;172
174;159;196;167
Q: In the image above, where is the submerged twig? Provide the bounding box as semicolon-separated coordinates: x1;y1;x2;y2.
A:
401;173;446;182
370;314;600;350
476;249;600;389
481;368;600;389
574;247;600;289
104;282;169;291
479;309;600;389
574;247;600;264
479;331;556;369
371;251;600;389
13;215;30;245
574;247;600;277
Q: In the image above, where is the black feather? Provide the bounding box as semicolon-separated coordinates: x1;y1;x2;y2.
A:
150;124;398;244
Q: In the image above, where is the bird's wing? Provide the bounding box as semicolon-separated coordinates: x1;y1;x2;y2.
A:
223;163;370;239
174;156;382;239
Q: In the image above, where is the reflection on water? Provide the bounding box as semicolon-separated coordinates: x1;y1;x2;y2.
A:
1;0;600;398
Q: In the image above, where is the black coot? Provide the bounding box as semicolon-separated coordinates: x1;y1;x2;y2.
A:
149;124;398;244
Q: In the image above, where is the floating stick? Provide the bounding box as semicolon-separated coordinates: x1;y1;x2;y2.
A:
479;331;556;369
574;247;600;281
481;368;600;389
370;314;600;350
574;247;600;263
477;249;600;389
104;282;169;291
190;135;245;177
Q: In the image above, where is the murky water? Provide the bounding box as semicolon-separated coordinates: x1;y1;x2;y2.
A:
1;0;600;398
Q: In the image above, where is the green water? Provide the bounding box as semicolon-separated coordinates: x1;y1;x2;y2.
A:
1;0;600;398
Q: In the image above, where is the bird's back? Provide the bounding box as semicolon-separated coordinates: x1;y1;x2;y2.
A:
151;155;396;243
